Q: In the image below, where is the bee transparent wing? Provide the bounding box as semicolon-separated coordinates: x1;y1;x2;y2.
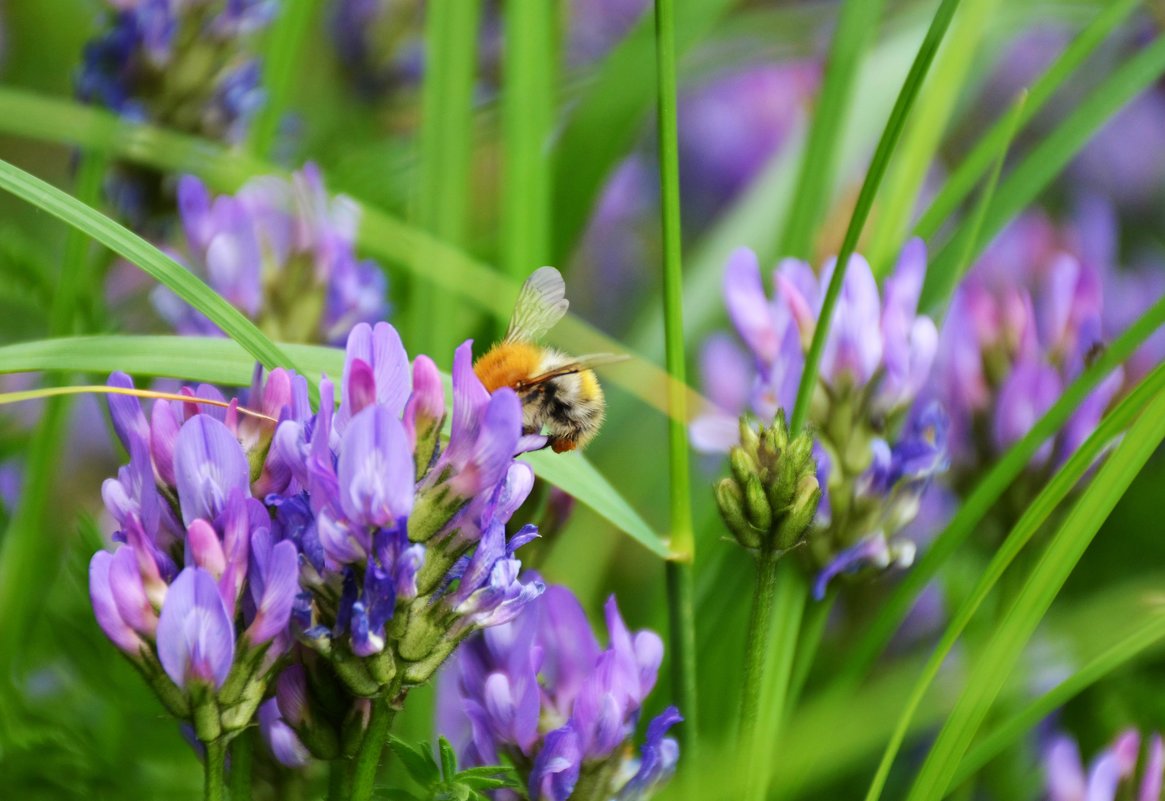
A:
515;353;630;389
504;266;570;343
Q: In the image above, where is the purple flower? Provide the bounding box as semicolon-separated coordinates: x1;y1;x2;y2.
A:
1044;729;1163;801
616;707;682;801
438;584;679;799
156;567;236;690
258;698;311;768
154;168;388;345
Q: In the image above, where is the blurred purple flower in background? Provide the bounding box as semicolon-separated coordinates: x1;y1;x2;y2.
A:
1044;729;1163;801
152;165;388;344
438;584;680;801
695;240;946;597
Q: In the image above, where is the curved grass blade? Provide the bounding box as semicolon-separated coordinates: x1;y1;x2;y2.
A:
952;607;1165;786
913;0;1142;245
0;336;669;559
778;0;884;260
247;0;322;157
0;159;302;379
920;33;1165;308
903;380;1165;801
842;292;1165;685
863;359;1165;801
789;0;963;433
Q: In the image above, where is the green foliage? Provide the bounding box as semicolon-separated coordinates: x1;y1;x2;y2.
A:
376;736;519;801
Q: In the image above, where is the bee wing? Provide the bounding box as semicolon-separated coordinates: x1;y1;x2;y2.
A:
505;267;570;343
515;353;630;389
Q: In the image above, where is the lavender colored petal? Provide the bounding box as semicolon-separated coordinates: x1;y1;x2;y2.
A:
259;698;311;767
89;550;145;655
246;540;299;645
174;414;250;526
528;726;581;801
724;247;780;364
156;567;236;689
337;405;415;526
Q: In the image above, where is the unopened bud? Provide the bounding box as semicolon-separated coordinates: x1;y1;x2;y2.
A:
715;478;759;549
744;475;773;532
730;447;757;487
776;474;821;550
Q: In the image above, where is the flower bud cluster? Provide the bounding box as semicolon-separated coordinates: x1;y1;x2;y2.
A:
694;239;948;598
437;584;681;801
154;166;388;346
714;410;820;553
90;321;544;763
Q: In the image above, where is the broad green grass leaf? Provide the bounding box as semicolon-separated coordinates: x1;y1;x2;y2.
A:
903;380;1165;801
842;292;1165;684
0;336;669;559
920;32;1165;308
413;0;481;356
863;358;1165;801
247;0;323;158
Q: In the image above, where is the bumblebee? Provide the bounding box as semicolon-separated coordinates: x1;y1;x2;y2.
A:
474;267;622;452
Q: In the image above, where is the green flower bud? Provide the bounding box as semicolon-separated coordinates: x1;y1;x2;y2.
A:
744;475;773;532
776;474;821;550
730;447;758;487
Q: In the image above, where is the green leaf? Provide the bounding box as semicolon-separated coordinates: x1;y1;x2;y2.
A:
904;378;1165;800
437;737;457;781
778;0;885;260
789;0;963;433
913;0;1142;247
0;335;669;558
0;159;303;380
841;292;1165;685
862;359;1165;801
412;0;481;356
952;608;1165;786
387;736;440;785
920;31;1165;308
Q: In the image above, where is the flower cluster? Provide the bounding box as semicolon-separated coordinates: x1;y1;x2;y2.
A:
78;0;270;144
927;211;1123;497
77;0;272;225
437;585;681;801
153;165;388;345
90;321;544;763
695;240;948;598
1044;728;1163;801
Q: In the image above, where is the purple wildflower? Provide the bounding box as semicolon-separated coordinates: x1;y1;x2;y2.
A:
695;240;946;595
1044;729;1163;801
438;584;679;801
154;167;388;345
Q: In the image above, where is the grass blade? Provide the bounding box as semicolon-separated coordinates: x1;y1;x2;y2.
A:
920;32;1165;308
502;0;555;281
952;608;1165;786
866;0;1003;274
413;0;481;357
0;159;302;377
0;336;669;559
790;0;963;433
654;0;699;755
842;293;1165;684
904;382;1165;800
913;0;1142;245
778;0;885;260
863;358;1165;801
247;0;322;158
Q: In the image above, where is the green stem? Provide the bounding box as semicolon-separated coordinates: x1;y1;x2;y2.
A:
349;699;397;801
229;730;254;801
654;0;698;758
204;739;228;801
737;551;781;760
750;560;807;799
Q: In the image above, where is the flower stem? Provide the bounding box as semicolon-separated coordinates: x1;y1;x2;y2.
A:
327;759;348;801
349;698;397;801
738;555;806;800
228;730;254;801
204;738;228;801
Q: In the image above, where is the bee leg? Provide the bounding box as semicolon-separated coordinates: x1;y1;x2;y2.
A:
550;437;578;453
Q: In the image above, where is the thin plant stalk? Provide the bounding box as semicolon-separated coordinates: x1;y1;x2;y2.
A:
654;0;699;755
229;731;254;801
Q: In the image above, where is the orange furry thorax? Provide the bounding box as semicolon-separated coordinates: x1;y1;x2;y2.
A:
473;342;543;392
